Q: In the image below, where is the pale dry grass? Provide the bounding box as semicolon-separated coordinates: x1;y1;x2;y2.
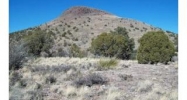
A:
30;57;99;66
134;81;177;100
160;89;178;100
30;57;119;65
137;80;153;92
63;85;90;99
49;84;64;95
32;74;45;84
174;62;178;69
152;84;166;95
10;57;177;100
105;86;122;100
26;82;42;91
64;85;77;97
28;57;138;70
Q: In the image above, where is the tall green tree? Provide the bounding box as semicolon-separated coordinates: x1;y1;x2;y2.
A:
137;31;175;64
91;27;134;59
24;28;54;56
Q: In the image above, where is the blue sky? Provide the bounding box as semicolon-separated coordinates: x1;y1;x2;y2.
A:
10;0;178;33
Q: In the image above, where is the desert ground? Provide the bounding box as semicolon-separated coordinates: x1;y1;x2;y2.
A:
9;57;178;100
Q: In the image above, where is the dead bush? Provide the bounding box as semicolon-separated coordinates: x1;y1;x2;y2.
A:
74;73;108;87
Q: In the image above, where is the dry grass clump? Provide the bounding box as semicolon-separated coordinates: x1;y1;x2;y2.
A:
9;71;22;86
174;62;178;69
9;57;177;100
137;80;153;93
64;85;77;97
51;64;76;73
9;87;23;100
10;80;44;100
118;74;133;81
63;85;90;99
30;64;76;75
98;59;118;70
18;79;28;88
64;69;82;81
160;89;178;100
25;90;44;100
74;73;108;87
104;87;122;100
134;81;178;100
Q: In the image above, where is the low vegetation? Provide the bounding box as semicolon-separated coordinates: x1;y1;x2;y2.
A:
74;73;108;87
9;71;22;86
45;75;56;84
9;57;177;100
70;44;86;58
98;59;118;70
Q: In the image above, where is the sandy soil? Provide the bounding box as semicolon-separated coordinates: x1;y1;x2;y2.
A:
9;57;178;100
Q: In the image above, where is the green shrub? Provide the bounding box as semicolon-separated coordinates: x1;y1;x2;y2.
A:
143;27;148;31
137;31;175;64
135;27;139;30
130;24;134;28
110;27;129;37
75;28;79;32
64;40;67;46
63;28;66;31
62;32;67;37
65;36;70;39
174;34;178;52
24;28;54;56
91;27;134;59
73;26;76;29
67;30;72;35
55;28;58;31
70;44;86;58
98;59;118;70
73;38;78;41
130;50;137;60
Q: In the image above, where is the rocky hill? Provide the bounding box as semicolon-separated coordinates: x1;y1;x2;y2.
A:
10;6;177;56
